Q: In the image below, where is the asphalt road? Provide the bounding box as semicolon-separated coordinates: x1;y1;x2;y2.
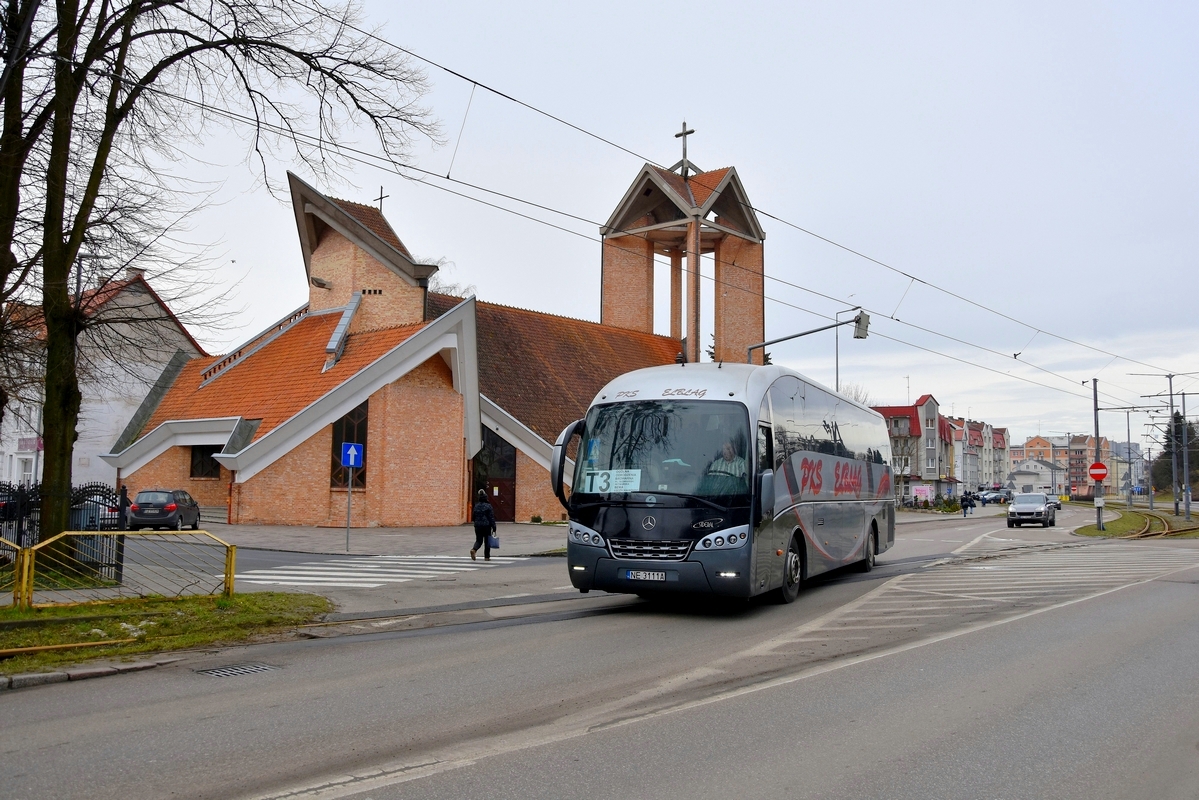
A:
7;505;1199;800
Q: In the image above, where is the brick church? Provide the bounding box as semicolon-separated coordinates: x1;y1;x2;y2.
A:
102;156;766;527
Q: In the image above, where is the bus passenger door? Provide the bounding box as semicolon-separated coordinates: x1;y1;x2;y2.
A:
753;423;781;592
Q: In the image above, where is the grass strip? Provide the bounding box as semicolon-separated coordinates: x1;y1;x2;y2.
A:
0;591;331;676
1075;509;1143;537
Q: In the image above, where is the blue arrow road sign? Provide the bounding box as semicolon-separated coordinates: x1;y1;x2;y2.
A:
341;442;363;468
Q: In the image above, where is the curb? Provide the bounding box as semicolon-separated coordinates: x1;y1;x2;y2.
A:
0;656;182;693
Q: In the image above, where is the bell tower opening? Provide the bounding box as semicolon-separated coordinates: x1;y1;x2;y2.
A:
598;127;767;363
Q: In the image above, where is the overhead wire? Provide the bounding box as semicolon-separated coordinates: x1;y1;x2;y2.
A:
77;58;1138;406
293;1;1180;379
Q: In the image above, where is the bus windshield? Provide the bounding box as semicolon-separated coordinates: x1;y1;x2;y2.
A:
573;400;751;503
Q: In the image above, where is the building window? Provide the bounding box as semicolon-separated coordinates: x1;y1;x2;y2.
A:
190;445;222;479
330;400;368;489
925;418;935;429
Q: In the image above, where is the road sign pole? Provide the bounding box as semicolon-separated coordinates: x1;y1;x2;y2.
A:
346;466;353;552
1094;379;1104;531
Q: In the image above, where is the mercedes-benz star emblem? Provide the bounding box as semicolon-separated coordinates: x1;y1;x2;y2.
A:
642;516;657;531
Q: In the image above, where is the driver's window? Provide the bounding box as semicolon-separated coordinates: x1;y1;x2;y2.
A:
757;424;772;473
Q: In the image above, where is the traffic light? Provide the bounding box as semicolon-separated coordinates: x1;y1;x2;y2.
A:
853;311;870;339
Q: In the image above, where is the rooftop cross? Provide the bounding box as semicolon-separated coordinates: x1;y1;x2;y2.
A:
375;185;389;211
674;121;695;179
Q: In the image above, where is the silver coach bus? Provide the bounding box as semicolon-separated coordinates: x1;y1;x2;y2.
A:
550;363;895;603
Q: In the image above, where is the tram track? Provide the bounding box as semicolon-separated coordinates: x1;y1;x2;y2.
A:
1126;507;1199;538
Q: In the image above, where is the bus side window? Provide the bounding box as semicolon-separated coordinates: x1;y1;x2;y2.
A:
757;424;772;473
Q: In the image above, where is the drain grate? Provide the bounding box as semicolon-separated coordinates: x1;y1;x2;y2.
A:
196;663;278;678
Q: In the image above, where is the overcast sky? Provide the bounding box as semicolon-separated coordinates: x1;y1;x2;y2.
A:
179;0;1198;453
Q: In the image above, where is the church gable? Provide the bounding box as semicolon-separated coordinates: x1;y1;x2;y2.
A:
289;171;437;329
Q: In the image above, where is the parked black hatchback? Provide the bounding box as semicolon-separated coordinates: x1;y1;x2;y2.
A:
128;489;200;530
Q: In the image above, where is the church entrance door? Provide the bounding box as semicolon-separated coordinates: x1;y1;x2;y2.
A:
473;427;516;522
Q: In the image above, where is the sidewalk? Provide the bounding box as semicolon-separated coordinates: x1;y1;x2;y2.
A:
206;521;567;557
897;506;1007;525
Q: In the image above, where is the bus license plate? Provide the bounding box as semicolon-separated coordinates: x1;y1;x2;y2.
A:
625;570;666;581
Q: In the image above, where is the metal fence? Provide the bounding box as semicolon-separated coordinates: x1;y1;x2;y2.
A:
8;531;235;609
0;481;124;546
0;537;17;609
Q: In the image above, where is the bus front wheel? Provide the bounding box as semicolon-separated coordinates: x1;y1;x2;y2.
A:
774;534;803;604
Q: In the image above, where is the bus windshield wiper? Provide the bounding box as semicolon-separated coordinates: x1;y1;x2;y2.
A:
570;492;729;512
639;491;729;512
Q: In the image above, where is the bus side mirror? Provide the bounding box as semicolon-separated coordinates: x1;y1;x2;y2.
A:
755;469;774;527
551;419;584;511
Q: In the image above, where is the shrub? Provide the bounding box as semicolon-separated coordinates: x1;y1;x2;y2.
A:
922;499;930;509
530;514;542;523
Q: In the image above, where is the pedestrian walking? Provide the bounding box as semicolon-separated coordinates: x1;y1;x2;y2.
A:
471;488;496;561
962;493;969;517
966;493;976;515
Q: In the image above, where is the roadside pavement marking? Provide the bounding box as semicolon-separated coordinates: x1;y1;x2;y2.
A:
242;543;1199;800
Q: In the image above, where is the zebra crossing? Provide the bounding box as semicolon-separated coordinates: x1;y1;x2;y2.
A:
235;555;528;589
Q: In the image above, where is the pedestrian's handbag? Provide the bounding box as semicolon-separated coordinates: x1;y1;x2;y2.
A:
487;532;500;549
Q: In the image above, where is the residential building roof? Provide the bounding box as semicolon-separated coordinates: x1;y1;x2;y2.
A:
13;274;207;357
427;293;681;442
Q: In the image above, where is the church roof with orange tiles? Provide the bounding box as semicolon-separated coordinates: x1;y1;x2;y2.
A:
142;313;425;442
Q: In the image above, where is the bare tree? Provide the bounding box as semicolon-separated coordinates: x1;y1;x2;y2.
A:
839;381;874;407
0;0;438;536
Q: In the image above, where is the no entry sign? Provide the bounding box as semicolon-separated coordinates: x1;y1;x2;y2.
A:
1088;462;1109;482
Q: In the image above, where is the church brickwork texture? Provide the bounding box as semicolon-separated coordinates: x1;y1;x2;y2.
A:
111;154;767;531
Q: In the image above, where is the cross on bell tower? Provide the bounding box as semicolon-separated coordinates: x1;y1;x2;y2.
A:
674;121;695;179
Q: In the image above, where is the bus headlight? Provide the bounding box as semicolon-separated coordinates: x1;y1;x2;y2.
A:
695;526;749;551
568;523;606;548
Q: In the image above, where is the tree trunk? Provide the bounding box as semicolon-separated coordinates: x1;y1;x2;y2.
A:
40;298;81;536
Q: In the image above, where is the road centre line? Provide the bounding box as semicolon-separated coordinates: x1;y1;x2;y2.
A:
244;558;1199;800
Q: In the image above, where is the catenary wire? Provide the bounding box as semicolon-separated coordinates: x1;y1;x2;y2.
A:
70;62;1133;406
291;2;1177;377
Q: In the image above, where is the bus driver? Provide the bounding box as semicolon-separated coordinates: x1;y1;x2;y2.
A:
707;439;747;480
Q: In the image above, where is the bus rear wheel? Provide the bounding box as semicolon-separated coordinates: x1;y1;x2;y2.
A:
774;534;803;604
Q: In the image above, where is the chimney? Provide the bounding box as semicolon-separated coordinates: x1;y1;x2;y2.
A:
125;266;146;281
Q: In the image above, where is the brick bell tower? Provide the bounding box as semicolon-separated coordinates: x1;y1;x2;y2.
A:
599;124;767;363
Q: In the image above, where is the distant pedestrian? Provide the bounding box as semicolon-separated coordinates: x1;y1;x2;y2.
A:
966;494;976;515
962;494;969;517
471;488;496;561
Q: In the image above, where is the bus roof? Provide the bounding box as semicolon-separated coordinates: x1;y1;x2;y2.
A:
589;362;883;419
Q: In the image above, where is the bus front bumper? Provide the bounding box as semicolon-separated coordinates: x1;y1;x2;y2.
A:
567;542;752;597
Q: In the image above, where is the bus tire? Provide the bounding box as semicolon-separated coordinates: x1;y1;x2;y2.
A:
858;529;876;573
774;533;803;604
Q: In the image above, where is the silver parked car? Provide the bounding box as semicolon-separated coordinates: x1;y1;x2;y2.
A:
1008;492;1056;528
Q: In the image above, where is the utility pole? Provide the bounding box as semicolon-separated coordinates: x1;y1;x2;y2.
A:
1147;445;1154;511
1183;392;1191;522
1169;375;1178;516
1126;410;1133;510
1129;371;1199;516
1093;379;1104;531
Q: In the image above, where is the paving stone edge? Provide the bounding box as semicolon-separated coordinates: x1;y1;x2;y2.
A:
0;656;181;692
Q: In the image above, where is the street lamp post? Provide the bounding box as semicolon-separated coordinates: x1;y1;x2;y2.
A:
834;306;860;393
747;312;870;366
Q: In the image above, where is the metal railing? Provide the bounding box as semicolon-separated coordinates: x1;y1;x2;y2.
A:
6;530;235;609
0;537;18;608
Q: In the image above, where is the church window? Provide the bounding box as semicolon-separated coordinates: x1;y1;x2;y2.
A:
190;445;222;479
331;400;368;489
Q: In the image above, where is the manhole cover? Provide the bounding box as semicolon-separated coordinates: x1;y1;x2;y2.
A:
196;663;278;678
